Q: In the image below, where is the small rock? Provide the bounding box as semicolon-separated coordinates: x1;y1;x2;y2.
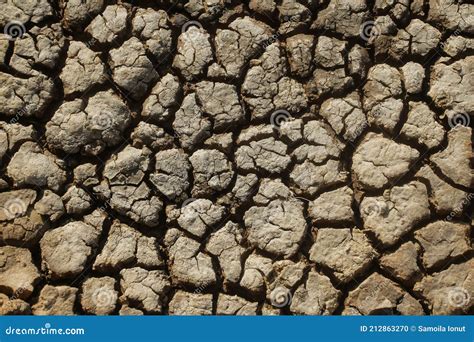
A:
0;246;40;299
206;221;245;285
401;62;425;94
286;34;314;78
195;81;244;131
0;189;48;246
74;163;99;187
236;137;291;174
173;27;213;80
217;294;258;315
309;186;354;225
173;93;211;151
244;199;306;258
312;0;369;37
400;102;444;149
62;186;93;215
131;122;174;151
253;178;293;206
178;199;226;237
360;181;430;246
34;190;64;222
430;126;472;188
132;8;172;60
428;56;474;120
119;305;143;315
306;67;353;100
249;0;276;16
103;146;162;227
142;73;180;123
215;16;273;78
40;221;101;279
169;291;213;315
310;228;377;284
7;142;66;191
10;24;65;74
46;90;131;155
352;133;420;190
190;149;234;197
348;44;370;78
94;221;163;271
81;277;117;315
32;285;78;315
119;267;171;314
0;72;54;118
291;159;347;196
344;272;424;315
86;5;129;44
314;36;346;68
428;0;473;33
380;241;422;286
240;254;273;294
414;259;473;314
60;41;107;95
441;36;474;58
290;270;341;315
405;19;441;56
242;44;307;119
415;165;469;215
320;93;367;142
415;221;471;270
61;0;105;30
363;64;403;133
109;37;158;99
150;148;191;201
0;293;31;314
164;228;216;287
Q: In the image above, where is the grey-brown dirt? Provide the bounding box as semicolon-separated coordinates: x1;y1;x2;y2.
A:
0;0;473;316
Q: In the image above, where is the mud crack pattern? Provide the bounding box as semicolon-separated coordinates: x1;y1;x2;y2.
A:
0;0;473;316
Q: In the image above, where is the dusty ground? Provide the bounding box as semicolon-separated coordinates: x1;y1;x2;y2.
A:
0;0;472;315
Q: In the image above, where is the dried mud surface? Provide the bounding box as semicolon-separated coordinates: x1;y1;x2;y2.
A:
0;0;473;315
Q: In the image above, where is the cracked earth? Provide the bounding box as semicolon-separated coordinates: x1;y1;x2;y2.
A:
0;0;473;315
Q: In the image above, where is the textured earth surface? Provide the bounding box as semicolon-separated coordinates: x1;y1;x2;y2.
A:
0;0;473;315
